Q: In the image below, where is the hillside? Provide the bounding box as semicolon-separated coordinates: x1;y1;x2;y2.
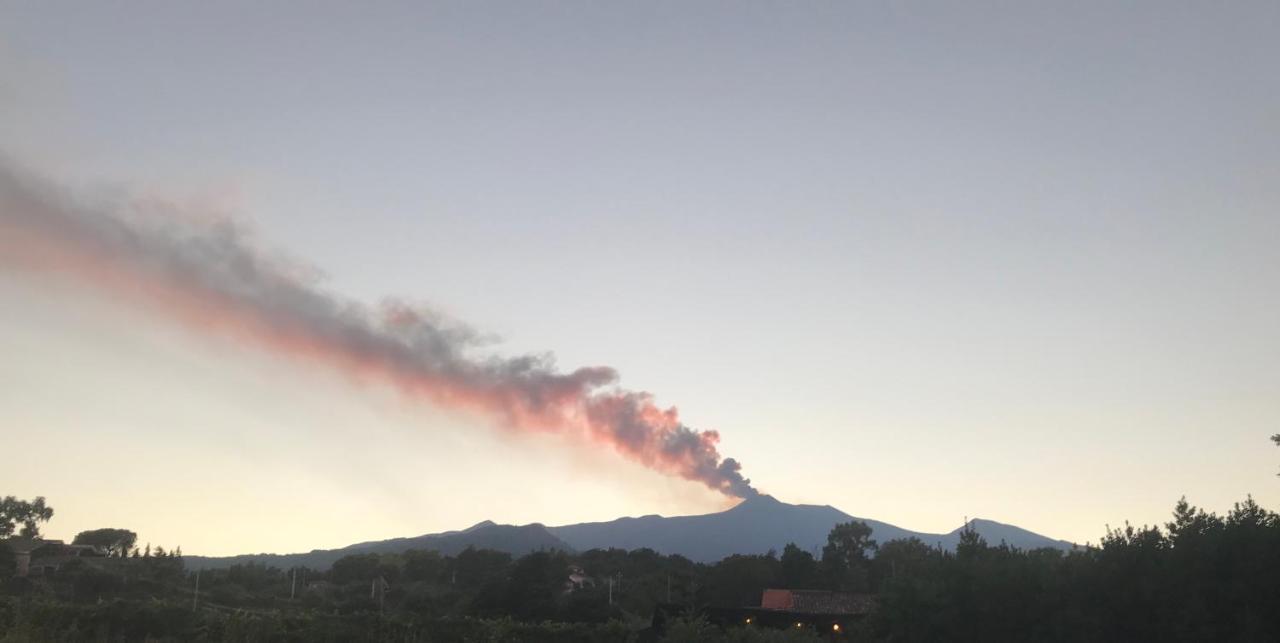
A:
184;495;1073;569
184;521;571;571
549;494;1074;561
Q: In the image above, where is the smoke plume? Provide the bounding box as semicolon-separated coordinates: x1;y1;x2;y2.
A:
0;163;757;498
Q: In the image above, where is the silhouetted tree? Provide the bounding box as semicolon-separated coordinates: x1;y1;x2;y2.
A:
490;550;569;621
779;543;819;589
330;553;381;585
73;528;138;557
955;520;988;560
701;553;779;607
872;537;937;587
449;547;512;588
821;521;876;591
0;495;54;538
403;549;445;582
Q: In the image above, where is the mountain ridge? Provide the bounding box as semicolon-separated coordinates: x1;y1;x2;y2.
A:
183;521;571;571
184;495;1075;570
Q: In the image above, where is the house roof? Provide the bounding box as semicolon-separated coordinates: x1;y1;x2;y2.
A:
761;589;877;615
3;539;106;558
1;538;63;554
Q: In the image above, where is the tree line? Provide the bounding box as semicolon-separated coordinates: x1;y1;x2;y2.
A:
3;493;1280;641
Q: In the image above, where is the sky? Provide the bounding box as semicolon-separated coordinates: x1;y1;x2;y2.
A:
1;2;1278;556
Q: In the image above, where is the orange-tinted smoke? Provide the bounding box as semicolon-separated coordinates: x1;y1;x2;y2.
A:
0;164;757;498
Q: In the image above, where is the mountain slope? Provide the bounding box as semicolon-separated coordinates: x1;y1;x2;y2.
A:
184;521;572;571
184;495;1075;570
548;494;1074;561
936;518;1077;551
549;494;911;561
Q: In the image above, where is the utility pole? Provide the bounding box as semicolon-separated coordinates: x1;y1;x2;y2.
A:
371;577;387;614
608;576;613;606
666;574;671;603
290;568;297;600
192;569;200;611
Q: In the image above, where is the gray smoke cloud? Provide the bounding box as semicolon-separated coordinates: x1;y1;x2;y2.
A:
0;162;758;498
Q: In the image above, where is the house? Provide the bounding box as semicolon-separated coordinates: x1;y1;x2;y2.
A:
649;588;876;638
565;565;596;593
3;538;107;577
304;580;335;596
761;588;876;615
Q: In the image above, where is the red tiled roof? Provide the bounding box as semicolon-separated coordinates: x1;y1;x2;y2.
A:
761;589;876;615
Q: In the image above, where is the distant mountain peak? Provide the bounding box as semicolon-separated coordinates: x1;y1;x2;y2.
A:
944;517;1076;549
949;517;1018;534
731;493;783;510
464;520;497;532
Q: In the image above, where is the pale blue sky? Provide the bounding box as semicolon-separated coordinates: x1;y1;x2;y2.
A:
1;2;1278;554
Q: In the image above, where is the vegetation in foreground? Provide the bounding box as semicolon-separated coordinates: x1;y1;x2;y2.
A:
2;493;1279;641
